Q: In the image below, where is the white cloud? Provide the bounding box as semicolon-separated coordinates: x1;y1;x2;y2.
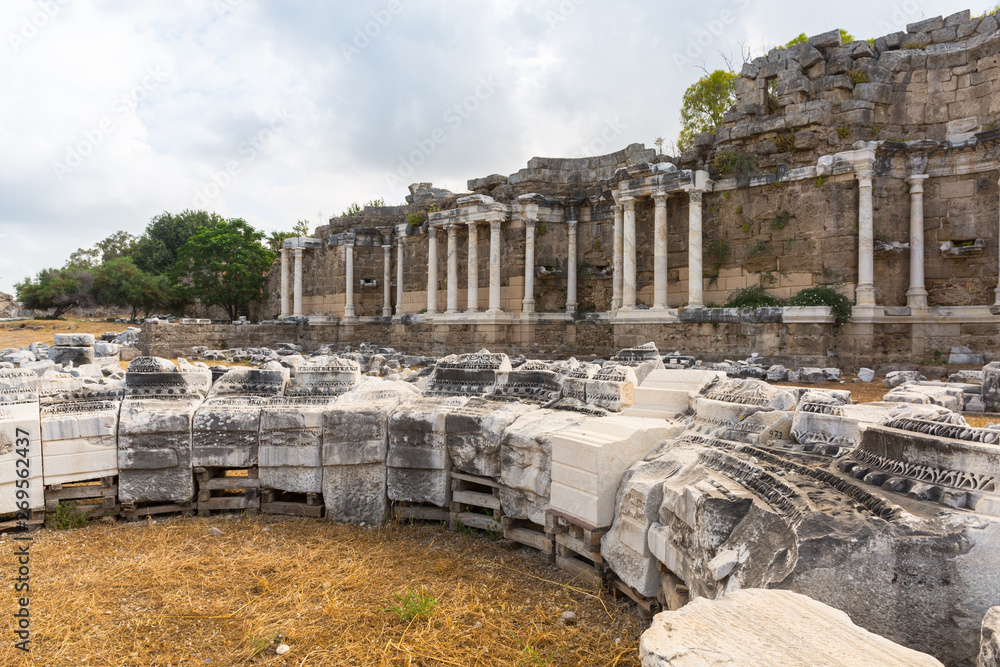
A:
0;0;985;295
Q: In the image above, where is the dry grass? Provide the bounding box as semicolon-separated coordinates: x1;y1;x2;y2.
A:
0;517;642;666
0;319;122;350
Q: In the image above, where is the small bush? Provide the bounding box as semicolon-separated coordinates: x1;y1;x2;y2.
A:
769;211;795;231
406;213;426;227
786;286;853;324
388;586;438;621
725;284;781;308
837;125;851;140
50;501;88;530
774;131;796;153
846;69;869;84
713;150;758;183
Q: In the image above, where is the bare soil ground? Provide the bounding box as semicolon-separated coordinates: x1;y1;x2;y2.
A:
0;517;642;666
0;319;121;349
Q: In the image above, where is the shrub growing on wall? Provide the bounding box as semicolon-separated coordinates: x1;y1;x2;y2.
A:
786;286;852;324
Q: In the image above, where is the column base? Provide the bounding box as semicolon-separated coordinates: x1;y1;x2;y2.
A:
851;304;880;323
994;286;1000;307
906;288;928;310
565;303;578;314
522;298;535;314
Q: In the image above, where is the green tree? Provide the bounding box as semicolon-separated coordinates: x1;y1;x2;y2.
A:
175;218;276;320
677;70;737;152
14;268;95;319
65;230;138;270
132;210;223;275
93;257;161;321
266;220;314;252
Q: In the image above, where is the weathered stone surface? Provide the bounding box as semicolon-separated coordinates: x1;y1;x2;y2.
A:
52;333;96;347
980;607;1000;667
387;395;469;506
639;589;945;667
445;398;537;477
323;380;419;524
499;408;587;525
624;368;726;420
883;382;965;413
586;364;637;412
858;367;876;382
0;370;44;513
118;357;208;504
982;362;1000;412
39;373;123;485
48;346;95;367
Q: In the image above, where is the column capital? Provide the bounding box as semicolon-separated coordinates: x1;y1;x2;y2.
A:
622;197;636;213
524;217;537;229
447;222;460;236
855;164;874;186
652;192;669;207
687;188;703;204
489;219;502;232
466;219;479;229
293;246;304;256
906;173;930;191
567;219;578;231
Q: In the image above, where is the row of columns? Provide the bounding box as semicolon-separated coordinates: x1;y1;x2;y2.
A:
426;220;505;315
612;188;706;312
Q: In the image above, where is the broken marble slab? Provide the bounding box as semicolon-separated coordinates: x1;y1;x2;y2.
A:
38;373;124;486
445;398;538;478
639;589;945;667
554;360;600;403
386;395;469;507
549;414;683;528
322;379;419;524
499;409;588;526
118;357;207;505
191;364;289;469
883;382;965;413
623;368;726;420
425;350;512;397
0;370;44;514
981;606;1000;667
585;364;637;412
491;365;563;405
607;342;666;385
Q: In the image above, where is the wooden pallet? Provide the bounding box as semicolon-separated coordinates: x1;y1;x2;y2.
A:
260;489;324;518
393;501;451;524
546;510;609;585
0;509;45;533
44;476;119;525
607;575;663;620
657;564;691;612
501;516;554;560
449;472;502;532
195;467;260;514
121;501;196;522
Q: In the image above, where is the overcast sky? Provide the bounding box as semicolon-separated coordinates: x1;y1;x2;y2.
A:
0;0;986;296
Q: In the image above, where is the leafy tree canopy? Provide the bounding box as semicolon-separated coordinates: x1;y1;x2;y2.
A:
14;268;95;319
677;70;737;152
175;218;276;320
65;230;138;269
132;210;223;275
93;257;163;322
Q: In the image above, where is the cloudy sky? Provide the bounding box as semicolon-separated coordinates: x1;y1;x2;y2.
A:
0;0;985;295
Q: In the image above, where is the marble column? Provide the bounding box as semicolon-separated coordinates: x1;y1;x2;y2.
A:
446;223;459;314
855;165;876;308
622;198;637;310
426;228;439;315
522;219;536;314
382;243;392;318
687;190;704;309
396;235;404;316
566;220;578;314
906;174;930;310
488;219;502;313
467;221;479;313
279;248;290;318
612;203;624;310
653;192;669;310
343;243;355;319
292;247;303;317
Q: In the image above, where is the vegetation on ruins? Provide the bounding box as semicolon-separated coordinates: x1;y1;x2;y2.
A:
406;212;427;227
266;219;312;252
724;284;781;308
174;218;276;320
785;286;853;324
783;29;855;48
677;70;738;151
712;149;759;184
341;198;387;218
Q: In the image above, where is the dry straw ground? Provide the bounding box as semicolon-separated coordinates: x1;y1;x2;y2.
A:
0;319;117;349
0;517;642;666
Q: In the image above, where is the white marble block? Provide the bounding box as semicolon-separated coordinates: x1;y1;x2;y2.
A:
386;395;468;507
0;370;44;514
549;414;682;528
624;368;726;420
